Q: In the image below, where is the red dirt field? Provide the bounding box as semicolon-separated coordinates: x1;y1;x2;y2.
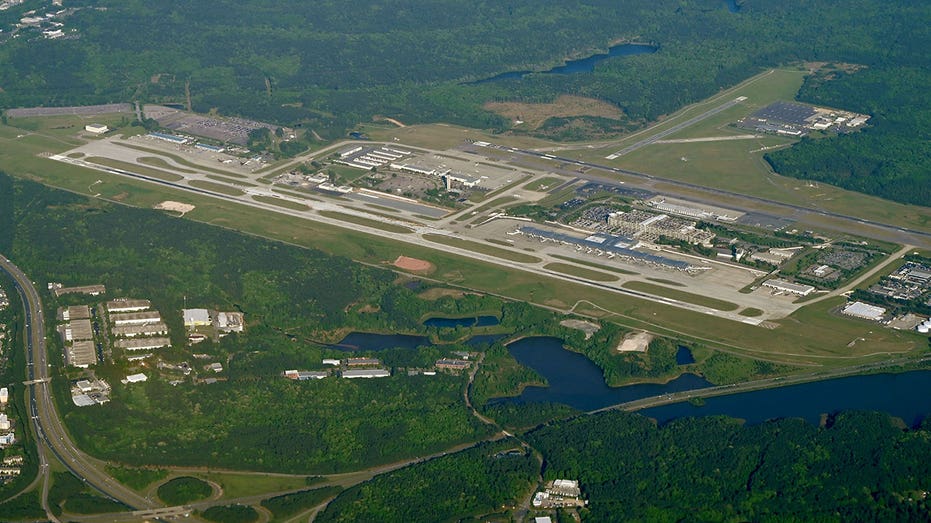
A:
392;255;434;273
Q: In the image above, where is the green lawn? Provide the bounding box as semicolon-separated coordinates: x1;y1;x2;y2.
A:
423;234;541;263
622;281;739;311
544;262;619;282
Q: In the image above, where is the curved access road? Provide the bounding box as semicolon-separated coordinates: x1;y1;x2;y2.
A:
0;254;158;513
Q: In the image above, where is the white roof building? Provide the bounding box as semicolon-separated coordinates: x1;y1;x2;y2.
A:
842;301;886;321
124;373;148;383
0;414;9;431
342;368;390;379
762;278;815;296
0;432;14;446
0;387;7;405
84;123;109;134
183;308;211;327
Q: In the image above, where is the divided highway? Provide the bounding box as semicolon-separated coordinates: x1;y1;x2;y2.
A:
0;254;157;514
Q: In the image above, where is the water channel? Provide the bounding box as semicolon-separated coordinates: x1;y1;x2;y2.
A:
498;336;931;426
469;43;658;84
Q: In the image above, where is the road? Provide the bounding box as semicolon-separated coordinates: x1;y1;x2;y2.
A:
0;254;159;516
605;96;747;158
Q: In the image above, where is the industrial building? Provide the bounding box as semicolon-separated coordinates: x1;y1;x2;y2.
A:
183;308;211;327
762;279;815;296
111;322;169;338
67;340;97;367
217;312;244;332
52;284;106;297
284;370;329;380
61;305;90;320
106;298;151;313
110;311;161;326
65;319;94;341
337;146;411;170
0;387;7;405
842;301;886;321
342;368;391;379
436;359;471;371
123;373;148;384
115;337;170;351
346;357;381;367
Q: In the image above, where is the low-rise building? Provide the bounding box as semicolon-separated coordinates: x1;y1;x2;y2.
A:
67;340;97;367
84;123;109;134
61;305;90;321
206;362;223;373
342;368;390;379
110;311;161;326
762;278;815;296
0;387;8;405
106;298;151;313
346;357;381;367
217;311;244;332
0;433;15;447
842;301;887;321
183;308;211;327
322;359;341;366
123;373;147;384
52;284;106;297
284;370;329;380
436;359;471;371
115;337;170;351
65;319;94;341
111;322;169;338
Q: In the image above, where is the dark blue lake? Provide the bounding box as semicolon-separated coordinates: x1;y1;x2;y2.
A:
724;0;741;13
333;332;430;351
492;337;712;411
676;346;695;365
465;334;507;347
643;370;931;427
494;337;931;427
424;315;500;328
470;43;658;84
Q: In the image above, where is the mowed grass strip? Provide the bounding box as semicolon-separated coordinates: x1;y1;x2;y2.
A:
207;174;258;187
138;156;197;174
85;157;183;182
319;210;413;234
551;254;638;275
423;234;541;263
189;179;245;196
253;195;310;211
739;308;764;317
623;280;739;311
544;262;619;282
646;277;686;287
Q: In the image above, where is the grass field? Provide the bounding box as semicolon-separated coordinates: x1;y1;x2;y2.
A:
622;281;740;311
523;177;564;192
423;234;541;263
485;95;624;130
189;180;245;196
739;308;764;317
544;262;619;282
207;174;258;187
550;254;638;275
646;278;686;287
187;471;312;500
318;210;414;234
138;156;197;174
85;157;184;182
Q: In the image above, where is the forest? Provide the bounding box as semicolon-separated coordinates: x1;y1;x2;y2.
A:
313;409;931;521
527;410;931;521
0;1;927;138
766;66;931;207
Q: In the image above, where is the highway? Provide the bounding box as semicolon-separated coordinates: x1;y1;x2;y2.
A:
0;254;158;515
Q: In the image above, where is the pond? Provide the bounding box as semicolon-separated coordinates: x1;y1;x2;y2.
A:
491;337;712;411
423;315;500;328
494;337;931;427
332;332;431;351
